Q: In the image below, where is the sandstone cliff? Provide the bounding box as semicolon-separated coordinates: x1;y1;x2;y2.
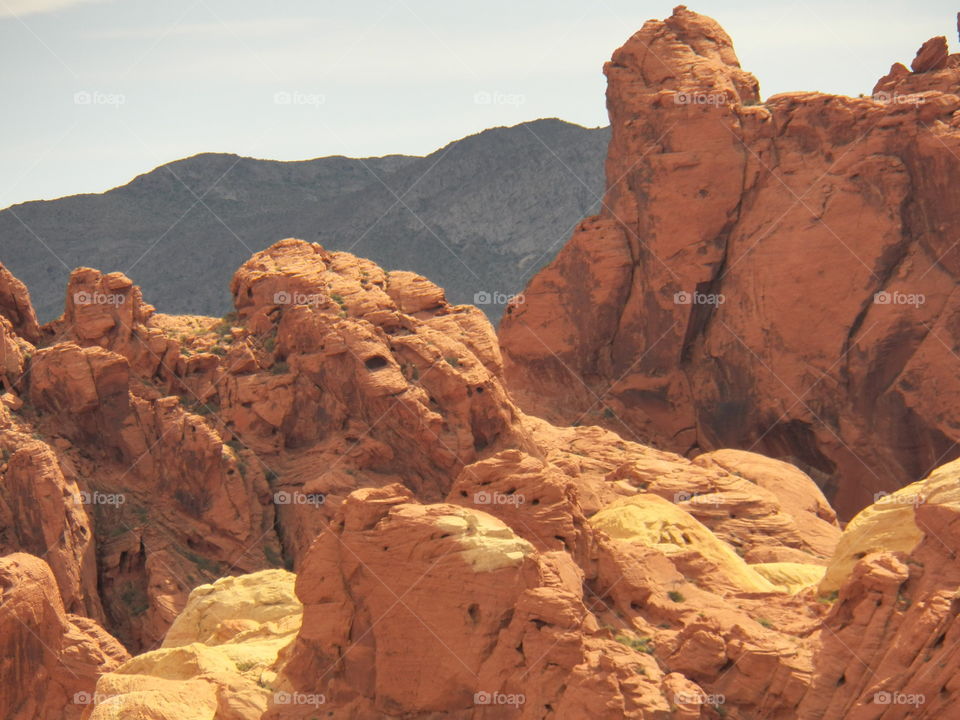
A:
500;5;960;518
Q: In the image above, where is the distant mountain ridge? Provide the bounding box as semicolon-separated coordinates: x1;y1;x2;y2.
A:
0;118;608;323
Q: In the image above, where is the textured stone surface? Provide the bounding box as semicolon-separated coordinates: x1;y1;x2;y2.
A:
3;8;960;718
0;553;128;720
85;570;301;720
500;5;960;519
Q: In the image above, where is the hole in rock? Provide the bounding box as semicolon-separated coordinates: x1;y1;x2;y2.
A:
364;355;389;370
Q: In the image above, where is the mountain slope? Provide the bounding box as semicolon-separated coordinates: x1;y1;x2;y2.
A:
0;118;608;323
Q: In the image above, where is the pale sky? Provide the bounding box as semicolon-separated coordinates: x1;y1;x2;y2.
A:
1;0;955;210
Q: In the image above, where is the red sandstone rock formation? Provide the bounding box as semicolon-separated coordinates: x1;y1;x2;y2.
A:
266;483;814;719
3;8;960;719
797;459;960;719
0;236;847;718
0;553;128;720
0;262;41;344
500;5;960;518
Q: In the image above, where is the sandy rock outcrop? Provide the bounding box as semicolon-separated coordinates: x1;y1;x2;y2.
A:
268;484;709;719
2;233;838;669
874;23;960;97
5;7;960;710
500;5;960;518
25;340;278;650
218;238;530;562
49;267;179;381
82;569;301;720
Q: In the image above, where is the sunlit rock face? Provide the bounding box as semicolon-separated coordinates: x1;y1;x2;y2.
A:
500;4;960;519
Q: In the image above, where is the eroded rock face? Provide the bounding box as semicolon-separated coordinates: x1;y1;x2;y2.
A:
25;341;278;652
222;238;529;562
0;262;41;344
268;485;707;719
874;29;960;97
0;440;102;620
500;5;960;518
84;569;301;720
799;458;960;719
2;11;959;714
0;553;128;720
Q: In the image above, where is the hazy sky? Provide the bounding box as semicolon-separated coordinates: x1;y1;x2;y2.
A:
1;0;955;210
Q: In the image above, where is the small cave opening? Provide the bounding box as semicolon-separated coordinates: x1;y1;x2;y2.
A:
364;355;389;370
467;603;480;624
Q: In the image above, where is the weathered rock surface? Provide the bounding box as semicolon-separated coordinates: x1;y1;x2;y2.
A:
799;458;960;719
3;8;960;719
500;5;960;518
874;28;960;98
0;553;128;720
268;485;709;719
83;569;301;720
0;262;41;344
0;439;103;620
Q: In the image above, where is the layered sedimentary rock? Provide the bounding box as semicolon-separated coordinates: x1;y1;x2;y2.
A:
500;5;960;517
